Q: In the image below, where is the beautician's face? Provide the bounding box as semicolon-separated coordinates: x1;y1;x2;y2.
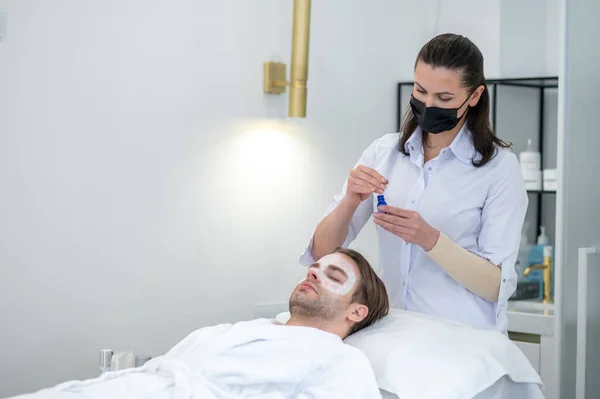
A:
289;253;359;319
412;61;472;112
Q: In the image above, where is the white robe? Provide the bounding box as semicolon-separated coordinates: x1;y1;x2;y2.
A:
13;319;381;399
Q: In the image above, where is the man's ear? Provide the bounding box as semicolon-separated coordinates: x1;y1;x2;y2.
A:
348;303;369;324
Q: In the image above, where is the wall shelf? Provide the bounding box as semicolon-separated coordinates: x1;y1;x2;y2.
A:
527;190;556;195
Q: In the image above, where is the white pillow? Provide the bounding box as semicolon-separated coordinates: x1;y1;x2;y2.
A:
343;309;542;399
275;311;291;324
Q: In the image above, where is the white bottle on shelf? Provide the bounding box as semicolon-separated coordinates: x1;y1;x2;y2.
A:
520;138;541;170
537;226;549;245
520;138;542;190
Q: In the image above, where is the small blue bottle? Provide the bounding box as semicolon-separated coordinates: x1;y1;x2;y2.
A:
377;195;387;212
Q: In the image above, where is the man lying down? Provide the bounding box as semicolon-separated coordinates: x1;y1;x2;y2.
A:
14;248;389;399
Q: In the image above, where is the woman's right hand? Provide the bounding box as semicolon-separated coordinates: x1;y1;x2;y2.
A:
345;165;388;204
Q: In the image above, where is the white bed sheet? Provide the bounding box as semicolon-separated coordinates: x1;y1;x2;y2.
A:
380;376;545;399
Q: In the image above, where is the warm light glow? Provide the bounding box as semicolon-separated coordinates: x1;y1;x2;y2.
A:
214;120;313;210
174;118;320;241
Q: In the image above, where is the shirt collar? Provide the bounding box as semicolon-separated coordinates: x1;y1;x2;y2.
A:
404;128;424;164
404;123;476;165
448;124;477;165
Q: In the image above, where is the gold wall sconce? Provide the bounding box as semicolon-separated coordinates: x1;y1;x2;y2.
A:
263;0;311;118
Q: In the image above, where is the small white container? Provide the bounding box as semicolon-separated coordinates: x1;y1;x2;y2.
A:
522;168;542;190
543;169;557;191
111;351;134;371
99;349;113;375
520;153;541;171
519;138;541;170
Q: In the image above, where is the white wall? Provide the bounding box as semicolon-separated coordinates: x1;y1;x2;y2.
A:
499;0;548;77
0;0;432;395
545;0;560;76
0;0;528;396
495;0;560;244
425;0;501;78
499;0;560;77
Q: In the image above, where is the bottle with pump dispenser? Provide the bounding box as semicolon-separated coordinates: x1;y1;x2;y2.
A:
520;138;542;190
537;226;549;245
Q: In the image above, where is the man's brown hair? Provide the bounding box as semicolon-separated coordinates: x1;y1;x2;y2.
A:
335;247;389;336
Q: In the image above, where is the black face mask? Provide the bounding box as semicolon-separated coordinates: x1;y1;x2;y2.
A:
409;94;471;134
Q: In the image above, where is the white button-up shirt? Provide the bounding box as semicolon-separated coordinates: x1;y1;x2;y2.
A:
300;126;528;333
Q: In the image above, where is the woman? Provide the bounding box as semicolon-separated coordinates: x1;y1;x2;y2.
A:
299;33;528;333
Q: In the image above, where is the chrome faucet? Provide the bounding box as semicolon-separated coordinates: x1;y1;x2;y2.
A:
524;246;553;304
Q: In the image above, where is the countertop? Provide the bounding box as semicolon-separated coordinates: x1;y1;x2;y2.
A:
507;299;554;336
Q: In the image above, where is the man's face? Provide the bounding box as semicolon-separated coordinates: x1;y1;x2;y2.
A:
289;252;359;320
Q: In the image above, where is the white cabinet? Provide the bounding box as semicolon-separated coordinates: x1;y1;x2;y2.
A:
540;335;556;398
508;306;556;399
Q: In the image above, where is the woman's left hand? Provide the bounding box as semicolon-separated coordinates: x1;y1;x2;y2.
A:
373;206;440;251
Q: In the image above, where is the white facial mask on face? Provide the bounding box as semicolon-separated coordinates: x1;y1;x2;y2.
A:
309;253;357;296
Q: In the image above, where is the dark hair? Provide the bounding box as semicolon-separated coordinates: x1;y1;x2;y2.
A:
400;33;511;167
334;248;389;336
